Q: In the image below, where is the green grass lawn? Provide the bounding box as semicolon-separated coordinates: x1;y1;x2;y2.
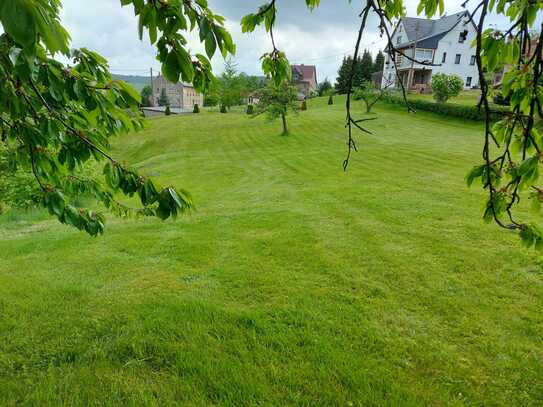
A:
1;97;542;406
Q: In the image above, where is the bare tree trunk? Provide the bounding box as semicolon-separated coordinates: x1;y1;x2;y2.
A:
281;113;288;134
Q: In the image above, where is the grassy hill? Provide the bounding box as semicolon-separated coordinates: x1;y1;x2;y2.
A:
1;98;542;405
112;74;150;92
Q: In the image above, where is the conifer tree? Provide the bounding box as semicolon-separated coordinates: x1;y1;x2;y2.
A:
374;50;385;73
360;49;374;82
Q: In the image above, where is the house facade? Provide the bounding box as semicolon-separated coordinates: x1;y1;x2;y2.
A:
151;74;204;110
291;64;318;99
381;11;479;92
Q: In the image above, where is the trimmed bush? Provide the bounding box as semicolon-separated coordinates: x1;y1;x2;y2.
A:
381;95;508;121
220;105;227;114
246;104;254;115
328;95;333;105
193;104;200;113
165;105;171;116
431;73;464;103
300;100;307;111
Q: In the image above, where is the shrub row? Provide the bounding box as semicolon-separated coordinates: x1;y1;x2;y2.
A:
381;95;509;121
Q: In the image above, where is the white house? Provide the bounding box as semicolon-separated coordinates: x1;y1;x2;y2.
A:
381;11;479;92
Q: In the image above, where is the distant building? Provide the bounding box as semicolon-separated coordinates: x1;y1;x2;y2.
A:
244;91;261;105
151;74;204;110
382;11;479;92
291;64;318;99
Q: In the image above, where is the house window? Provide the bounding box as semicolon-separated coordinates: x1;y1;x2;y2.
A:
470;55;476;65
455;54;461;64
415;49;433;62
397;36;402;45
442;52;447;63
466;77;472;87
458;30;468;43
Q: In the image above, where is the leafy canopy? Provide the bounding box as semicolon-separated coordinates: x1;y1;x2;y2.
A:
0;0;235;235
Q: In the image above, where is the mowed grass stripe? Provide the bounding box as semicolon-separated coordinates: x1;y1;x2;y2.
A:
0;97;542;405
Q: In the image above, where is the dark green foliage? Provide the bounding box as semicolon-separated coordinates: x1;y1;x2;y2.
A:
193;104;200;113
335;56;353;94
246;104;254;115
204;92;219;107
220;105;227;113
359;49;374;83
335;52;372;94
328;95;334;105
158;88;169;107
493;92;511;106
165;105;172;116
318;78;333;96
374;50;385;72
0;143;41;211
382;95;508;121
141;85;152;107
301;100;307;111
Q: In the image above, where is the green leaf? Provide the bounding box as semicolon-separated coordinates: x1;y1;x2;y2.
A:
162;51;181;83
0;0;36;47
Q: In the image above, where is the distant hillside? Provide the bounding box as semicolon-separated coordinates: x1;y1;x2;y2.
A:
112;74;150;92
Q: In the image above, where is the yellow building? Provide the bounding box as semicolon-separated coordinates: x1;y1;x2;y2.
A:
151;74;204;110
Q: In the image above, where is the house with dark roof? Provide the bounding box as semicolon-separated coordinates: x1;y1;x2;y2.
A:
382;11;479;92
291;64;317;100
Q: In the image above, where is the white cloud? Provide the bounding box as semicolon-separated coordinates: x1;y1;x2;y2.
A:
57;0;541;82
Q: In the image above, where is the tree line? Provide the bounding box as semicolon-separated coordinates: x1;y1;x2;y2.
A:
335;49;384;94
140;49;387;108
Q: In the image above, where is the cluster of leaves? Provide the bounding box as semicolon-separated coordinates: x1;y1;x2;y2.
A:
120;0;235;91
431;73;464;103
464;0;543;248
0;142;42;212
0;0;203;235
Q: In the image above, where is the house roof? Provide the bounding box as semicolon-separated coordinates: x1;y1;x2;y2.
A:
154;74;194;88
394;11;470;49
291;64;317;83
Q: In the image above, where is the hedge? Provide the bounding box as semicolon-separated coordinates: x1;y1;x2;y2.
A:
381;95;509;121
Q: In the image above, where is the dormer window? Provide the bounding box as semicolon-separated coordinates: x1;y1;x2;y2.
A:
459;30;468;43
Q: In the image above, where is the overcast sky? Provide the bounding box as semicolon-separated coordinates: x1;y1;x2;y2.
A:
58;0;534;82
